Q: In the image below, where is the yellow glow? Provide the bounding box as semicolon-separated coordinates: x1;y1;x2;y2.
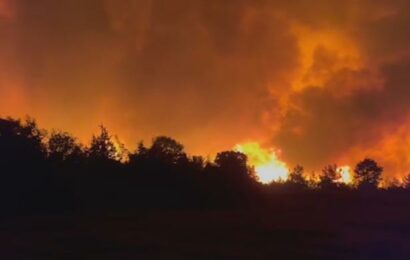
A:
112;136;128;162
235;142;289;184
337;165;352;184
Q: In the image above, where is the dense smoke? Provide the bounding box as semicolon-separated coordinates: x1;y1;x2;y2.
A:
1;0;410;176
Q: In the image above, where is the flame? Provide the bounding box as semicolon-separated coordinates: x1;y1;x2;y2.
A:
337;165;353;184
112;135;129;162
235;142;289;184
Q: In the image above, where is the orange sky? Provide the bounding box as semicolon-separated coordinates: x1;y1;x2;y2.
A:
2;0;410;177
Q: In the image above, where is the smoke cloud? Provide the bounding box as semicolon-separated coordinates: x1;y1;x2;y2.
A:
1;0;410;176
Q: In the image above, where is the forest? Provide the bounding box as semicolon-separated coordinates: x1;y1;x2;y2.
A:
1;116;409;213
2;117;410;258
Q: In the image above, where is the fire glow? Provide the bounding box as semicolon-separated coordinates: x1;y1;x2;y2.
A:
337;165;353;184
235;142;289;184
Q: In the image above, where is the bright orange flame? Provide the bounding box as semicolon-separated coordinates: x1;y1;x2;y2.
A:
337;165;353;184
235;142;289;184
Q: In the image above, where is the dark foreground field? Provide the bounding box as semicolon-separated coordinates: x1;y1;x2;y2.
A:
2;196;410;260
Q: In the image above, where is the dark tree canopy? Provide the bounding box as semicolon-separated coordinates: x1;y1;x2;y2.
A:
148;136;186;164
88;125;117;161
319;164;340;189
288;165;308;187
215;151;248;170
214;151;257;181
0;117;45;164
48;131;83;161
1;116;408;218
354;158;383;189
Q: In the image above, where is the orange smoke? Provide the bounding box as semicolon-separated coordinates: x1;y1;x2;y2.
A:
285;22;364;94
1;0;410;181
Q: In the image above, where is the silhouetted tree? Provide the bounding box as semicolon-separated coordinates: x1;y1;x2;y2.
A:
215;151;247;171
354;158;383;189
7;115;410;217
211;151;258;205
214;151;256;181
191;156;205;171
20;118;46;145
88;125;117;161
0;117;56;213
48;131;83;162
148;136;187;164
288;165;307;187
319;164;340;189
0;117;46;164
128;141;148;166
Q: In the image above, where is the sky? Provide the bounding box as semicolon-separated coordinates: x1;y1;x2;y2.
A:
1;0;410;177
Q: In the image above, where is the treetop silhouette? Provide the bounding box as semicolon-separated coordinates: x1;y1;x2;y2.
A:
0;116;405;215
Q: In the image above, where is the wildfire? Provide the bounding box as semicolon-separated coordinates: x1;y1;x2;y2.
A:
235;142;289;184
337;165;353;184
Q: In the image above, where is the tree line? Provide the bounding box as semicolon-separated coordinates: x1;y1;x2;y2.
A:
0;117;409;215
